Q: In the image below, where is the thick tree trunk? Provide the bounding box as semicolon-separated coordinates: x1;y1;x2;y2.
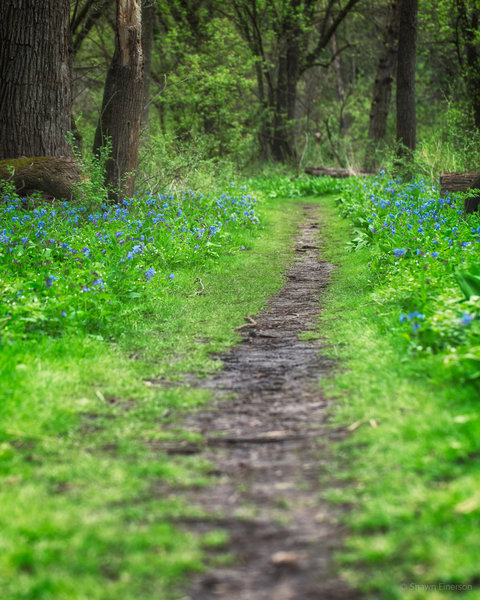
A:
365;0;399;169
93;0;144;199
0;0;74;160
396;0;418;158
0;157;81;200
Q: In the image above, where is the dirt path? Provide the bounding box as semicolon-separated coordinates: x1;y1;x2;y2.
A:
174;205;357;600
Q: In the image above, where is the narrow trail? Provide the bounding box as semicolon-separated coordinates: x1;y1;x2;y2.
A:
173;205;357;600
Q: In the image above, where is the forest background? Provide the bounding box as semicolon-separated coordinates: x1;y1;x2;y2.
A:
72;0;480;188
3;0;480;191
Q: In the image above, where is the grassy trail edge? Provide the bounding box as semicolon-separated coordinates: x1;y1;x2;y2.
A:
0;196;304;600
313;194;480;600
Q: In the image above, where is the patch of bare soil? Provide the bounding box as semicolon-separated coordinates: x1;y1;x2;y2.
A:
174;206;357;600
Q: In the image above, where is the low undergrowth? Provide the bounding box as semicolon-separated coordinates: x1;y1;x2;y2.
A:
0;178;303;600
4;168;480;600
336;175;480;380
1;180;259;343
312;177;480;599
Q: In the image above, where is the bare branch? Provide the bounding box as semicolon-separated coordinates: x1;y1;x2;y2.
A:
302;0;362;74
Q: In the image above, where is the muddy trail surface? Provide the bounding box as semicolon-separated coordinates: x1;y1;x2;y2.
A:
173;205;357;600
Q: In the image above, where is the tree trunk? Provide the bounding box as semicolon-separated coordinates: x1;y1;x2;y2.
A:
0;0;74;160
396;0;418;158
271;58;297;161
255;60;273;160
365;0;399;169
331;30;349;136
271;25;300;162
0;157;81;200
93;0;144;199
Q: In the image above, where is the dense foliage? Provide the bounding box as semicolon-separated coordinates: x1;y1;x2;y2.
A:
337;175;480;382
0;180;259;344
65;0;480;179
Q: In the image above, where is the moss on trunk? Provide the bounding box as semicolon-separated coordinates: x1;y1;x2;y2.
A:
0;156;81;200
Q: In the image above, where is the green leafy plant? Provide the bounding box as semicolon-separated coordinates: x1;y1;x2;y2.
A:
455;264;480;300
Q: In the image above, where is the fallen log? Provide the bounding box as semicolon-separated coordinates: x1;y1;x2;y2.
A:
440;171;480;213
0;156;82;200
305;166;374;178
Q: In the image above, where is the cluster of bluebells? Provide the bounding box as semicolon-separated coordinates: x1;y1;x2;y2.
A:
399;311;425;332
340;174;480;344
0;185;260;340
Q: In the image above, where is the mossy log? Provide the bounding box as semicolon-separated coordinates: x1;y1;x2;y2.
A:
440;171;480;213
0;156;81;200
305;166;374;178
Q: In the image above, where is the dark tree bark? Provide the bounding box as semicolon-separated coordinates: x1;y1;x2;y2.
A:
331;29;349;136
396;0;418;158
93;0;144;198
0;157;81;199
365;0;400;169
271;3;302;162
0;0;74;160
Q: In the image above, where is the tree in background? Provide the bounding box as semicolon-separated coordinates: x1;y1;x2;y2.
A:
151;0;256;164
70;0;115;58
4;0;479;197
365;0;399;169
0;0;74;160
396;0;418;159
230;0;361;162
93;0;144;198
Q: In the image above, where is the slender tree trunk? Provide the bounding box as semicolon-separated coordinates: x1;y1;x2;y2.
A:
0;0;74;160
141;0;155;129
93;0;144;199
254;60;272;160
331;30;349;135
396;0;418;158
271;33;300;162
365;0;399;169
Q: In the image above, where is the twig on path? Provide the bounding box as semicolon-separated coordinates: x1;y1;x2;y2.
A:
188;277;205;297
234;316;257;331
347;418;380;432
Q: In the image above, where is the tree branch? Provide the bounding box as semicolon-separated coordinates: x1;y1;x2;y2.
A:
301;0;361;74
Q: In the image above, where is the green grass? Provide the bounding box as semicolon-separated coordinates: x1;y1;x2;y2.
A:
0;193;303;600
4;169;480;600
314;194;480;600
